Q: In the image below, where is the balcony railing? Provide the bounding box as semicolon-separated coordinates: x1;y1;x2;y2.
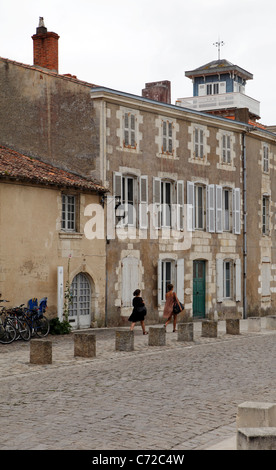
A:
176;92;260;118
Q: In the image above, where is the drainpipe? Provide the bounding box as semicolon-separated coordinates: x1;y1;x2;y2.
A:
242;132;247;319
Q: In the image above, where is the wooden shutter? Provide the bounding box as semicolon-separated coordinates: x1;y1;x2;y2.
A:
216;185;223;233
207;184;215;233
198;84;205;96
157;259;162;307
233;188;241;234
176;259;184;304
177;180;184;230
187;181;194;231
216;259;223;302
235;258;241;302
153;177;161;228
122;257;139;307
139;176;148;229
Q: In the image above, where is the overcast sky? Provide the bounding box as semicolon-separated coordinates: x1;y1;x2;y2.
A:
1;0;276;125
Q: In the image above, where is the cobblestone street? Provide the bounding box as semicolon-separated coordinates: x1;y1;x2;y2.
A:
0;319;275;451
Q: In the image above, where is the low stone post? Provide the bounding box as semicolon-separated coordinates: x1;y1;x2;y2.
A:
201;320;217;338
237;428;276;450
248;317;261;332
237;402;276;428
30;339;52;365
115;330;134;351
226;318;240;335
177;322;194;342
148;327;166;346
266;315;276;330
74;333;96;358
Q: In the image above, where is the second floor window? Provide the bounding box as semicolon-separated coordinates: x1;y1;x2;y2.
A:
194;128;204;158
162;121;173;154
62;194;76;231
262;196;269;235
263;144;269;173
124;112;136;148
222;134;231;164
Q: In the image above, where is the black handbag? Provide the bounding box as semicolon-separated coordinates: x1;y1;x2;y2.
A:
173;302;184;314
137;305;147;315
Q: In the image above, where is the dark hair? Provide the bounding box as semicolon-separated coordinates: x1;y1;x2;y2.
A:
133;289;141;296
167;284;173;291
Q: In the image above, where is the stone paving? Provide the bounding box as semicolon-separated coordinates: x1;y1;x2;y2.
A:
0;319;275;450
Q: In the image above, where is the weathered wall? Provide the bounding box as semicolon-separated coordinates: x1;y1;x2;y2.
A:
0;181;106;326
0;59;100;179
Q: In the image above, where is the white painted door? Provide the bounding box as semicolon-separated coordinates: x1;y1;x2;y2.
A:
69;273;91;329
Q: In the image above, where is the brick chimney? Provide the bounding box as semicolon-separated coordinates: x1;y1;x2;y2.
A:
32;18;59;72
142;81;171;104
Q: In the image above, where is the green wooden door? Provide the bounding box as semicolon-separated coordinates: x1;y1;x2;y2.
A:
193;260;206;318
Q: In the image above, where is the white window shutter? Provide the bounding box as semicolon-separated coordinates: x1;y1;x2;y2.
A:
207;184;215;233
219;82;226;94
113;172;122;199
235;258;241;302
153;177;161;228
233;188;241;234
176;258;184;304
216;185;223;233
187;181;194;231
198;84;205;96
139;176;148;229
216;259;223;302
157;259;162;307
122;257;139;307
177;180;184;230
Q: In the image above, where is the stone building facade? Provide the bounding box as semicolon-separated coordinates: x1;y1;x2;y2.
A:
1;20;276;326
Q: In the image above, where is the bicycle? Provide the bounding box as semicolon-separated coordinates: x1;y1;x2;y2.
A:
0;301;17;344
7;305;31;341
21;297;50;337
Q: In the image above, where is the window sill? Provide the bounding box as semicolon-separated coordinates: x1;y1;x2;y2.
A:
59;232;83;239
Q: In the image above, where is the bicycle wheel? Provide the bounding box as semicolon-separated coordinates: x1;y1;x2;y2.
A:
34;316;50;337
17;318;31;341
0;321;17;344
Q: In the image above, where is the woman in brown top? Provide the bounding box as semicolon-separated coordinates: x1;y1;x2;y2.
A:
163;283;182;332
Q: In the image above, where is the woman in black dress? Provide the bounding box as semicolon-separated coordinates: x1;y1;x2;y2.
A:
128;289;148;334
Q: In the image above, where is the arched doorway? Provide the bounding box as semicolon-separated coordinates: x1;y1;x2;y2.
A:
69;272;92;329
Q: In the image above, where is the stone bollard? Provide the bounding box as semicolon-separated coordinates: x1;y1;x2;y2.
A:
201;320;217;338
226;318;240;335
74;333;96;358
115;330;134;351
237;402;276;428
30;339;52;365
237;427;276;450
266;315;276;330
248;317;261;332
148;327;166;346
177;322;194;342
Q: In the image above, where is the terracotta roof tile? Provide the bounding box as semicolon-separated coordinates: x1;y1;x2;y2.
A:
0;146;107;193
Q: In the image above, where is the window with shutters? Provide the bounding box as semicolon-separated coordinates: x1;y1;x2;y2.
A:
216;258;241;303
121;257;139;307
153;178;184;230
222;134;231;164
263;144;269;173
113;172;148;228
194;128;204;159
124;112;136;149
262;196;269;235
162;121;173;154
158;258;184;305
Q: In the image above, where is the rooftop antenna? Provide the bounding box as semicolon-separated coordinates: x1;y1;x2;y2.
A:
213;39;225;60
